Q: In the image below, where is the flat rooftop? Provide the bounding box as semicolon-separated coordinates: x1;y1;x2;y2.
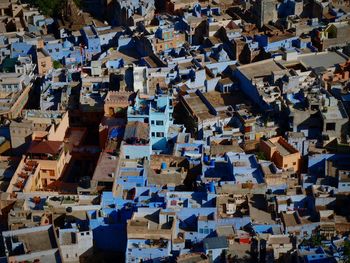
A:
10;249;61;263
282;212;300;227
280;51;347;70
3;225;57;254
18;230;56;251
299;52;347;69
238;59;285;80
183;91;245;121
322;102;348;120
24;110;64;120
249;195;275;224
93;152;118;182
148;168;185;186
0;73;23;84
266;137;298;156
0;157;20;178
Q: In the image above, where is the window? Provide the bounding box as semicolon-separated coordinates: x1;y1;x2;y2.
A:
156;132;164;138
156;120;164;126
326;123;336;131
293;162;296;165
151;120;155;125
284;164;288;168
199;228;203;234
151;132;155;137
125;155;130;159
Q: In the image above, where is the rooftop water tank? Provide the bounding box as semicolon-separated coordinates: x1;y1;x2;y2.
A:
208;182;215;193
203;155;209;164
161;162;167;170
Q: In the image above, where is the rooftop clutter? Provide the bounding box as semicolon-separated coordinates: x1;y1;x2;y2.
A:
1;0;350;263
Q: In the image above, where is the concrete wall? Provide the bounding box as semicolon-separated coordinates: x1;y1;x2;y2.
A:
48;111;69;142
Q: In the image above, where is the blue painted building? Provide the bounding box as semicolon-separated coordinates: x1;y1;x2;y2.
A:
127;94;174;152
203;236;228;263
255;33;298;52
10;42;36;59
81;26;102;60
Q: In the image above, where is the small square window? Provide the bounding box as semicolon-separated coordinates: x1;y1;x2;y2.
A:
156;132;164;138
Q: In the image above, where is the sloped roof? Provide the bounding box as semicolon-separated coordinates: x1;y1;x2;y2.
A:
203;236;228;250
28;141;63;155
124;121;149;141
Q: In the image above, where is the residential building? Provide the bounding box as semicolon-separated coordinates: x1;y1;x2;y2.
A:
260;136;301;172
36;48;52;76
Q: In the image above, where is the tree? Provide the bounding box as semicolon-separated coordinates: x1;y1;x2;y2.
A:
28;0;65;17
343;240;350;263
53;60;63;69
300;234;322;247
256;151;267;160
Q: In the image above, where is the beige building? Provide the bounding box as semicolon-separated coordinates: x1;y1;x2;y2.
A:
7;110;71;193
10;110;69;154
0;73;34;120
104;90;133;117
266;235;293;260
37;48;53;76
260;136;301;173
6;141;67;193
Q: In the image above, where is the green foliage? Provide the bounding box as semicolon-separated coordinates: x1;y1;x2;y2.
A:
301;234;322;247
53;60;63;69
343;240;350;263
256;151;267;160
310;235;322;246
31;0;65;17
73;0;83;9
